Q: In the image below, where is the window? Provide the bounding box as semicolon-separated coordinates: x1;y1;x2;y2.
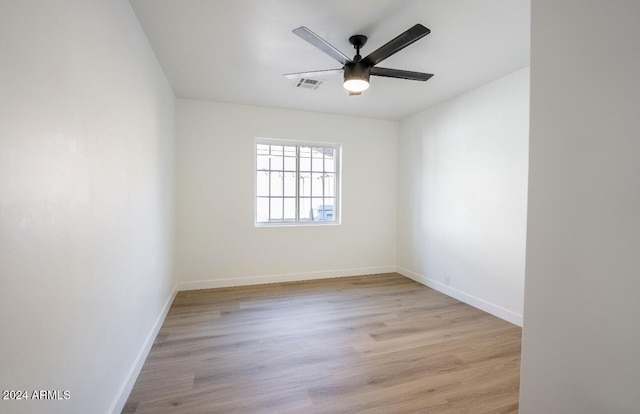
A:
256;139;340;225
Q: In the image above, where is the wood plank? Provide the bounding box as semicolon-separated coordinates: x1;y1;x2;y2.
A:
124;273;521;413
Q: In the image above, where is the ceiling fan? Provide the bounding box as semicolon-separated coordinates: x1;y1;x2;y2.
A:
284;24;433;95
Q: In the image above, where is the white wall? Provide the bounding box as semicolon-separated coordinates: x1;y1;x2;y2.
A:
175;99;397;288
397;68;530;325
0;2;176;414
520;1;640;412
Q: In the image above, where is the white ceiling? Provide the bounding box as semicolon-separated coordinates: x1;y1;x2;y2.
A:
129;0;530;121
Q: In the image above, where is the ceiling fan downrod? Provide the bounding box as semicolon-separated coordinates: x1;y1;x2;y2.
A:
348;34;367;62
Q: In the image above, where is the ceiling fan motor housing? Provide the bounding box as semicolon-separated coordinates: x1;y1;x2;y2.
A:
344;62;370;84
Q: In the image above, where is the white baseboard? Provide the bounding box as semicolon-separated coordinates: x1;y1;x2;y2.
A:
108;285;178;414
176;266;397;291
397;266;523;327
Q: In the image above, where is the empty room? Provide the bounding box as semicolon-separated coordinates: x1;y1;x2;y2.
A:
1;1;639;413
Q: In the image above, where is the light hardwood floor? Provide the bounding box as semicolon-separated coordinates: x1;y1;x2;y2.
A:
123;273;521;413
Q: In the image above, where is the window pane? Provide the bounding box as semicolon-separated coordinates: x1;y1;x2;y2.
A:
256;171;269;196
324;173;335;197
256;197;269;222
284;145;296;157
312;156;324;172
283;172;296;196
300;146;311;157
311;173;324;196
257;144;269;156
299;197;312;221
270;198;283;220
271;145;284;156
324;151;335;172
284;156;296;171
314;200;334;221
312;147;324;157
283;198;296;220
299;154;311;172
270;172;283;196
311;198;325;220
257;154;270;170
270;154;283;171
324;200;335;221
299;172;311;197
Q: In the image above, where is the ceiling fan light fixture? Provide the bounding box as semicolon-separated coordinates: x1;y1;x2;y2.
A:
343;63;370;93
343;77;369;92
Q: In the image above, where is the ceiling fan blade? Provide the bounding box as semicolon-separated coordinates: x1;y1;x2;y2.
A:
361;24;430;67
370;67;433;81
293;26;351;66
283;68;343;79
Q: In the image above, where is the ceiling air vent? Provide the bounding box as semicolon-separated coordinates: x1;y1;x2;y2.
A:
295;78;324;90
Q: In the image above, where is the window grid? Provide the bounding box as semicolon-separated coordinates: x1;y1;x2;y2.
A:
256;141;339;225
